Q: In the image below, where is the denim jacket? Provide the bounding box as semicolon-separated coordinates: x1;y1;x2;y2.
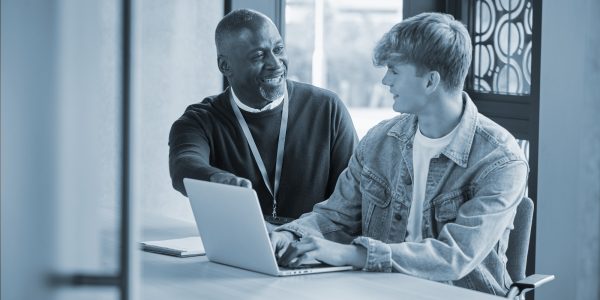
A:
277;92;528;296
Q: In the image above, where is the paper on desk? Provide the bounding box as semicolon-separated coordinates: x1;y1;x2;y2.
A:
140;236;205;257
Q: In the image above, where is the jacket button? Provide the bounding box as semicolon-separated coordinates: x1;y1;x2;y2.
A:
403;176;412;185
394;213;402;221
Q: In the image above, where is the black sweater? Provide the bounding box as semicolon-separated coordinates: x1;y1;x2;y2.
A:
169;80;358;218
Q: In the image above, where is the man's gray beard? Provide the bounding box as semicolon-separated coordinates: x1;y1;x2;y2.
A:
259;84;285;101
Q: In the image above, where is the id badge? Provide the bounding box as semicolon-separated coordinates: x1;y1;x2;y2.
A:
264;215;295;225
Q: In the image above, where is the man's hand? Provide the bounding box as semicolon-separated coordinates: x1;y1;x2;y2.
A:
209;172;252;188
269;230;297;260
265;222;277;233
277;236;367;269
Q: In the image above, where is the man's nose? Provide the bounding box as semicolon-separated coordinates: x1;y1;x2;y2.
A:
264;51;282;69
381;73;391;86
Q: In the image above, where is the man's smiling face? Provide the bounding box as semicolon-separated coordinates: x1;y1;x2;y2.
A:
224;17;288;107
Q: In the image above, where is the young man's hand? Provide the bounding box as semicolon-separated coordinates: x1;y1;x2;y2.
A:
209;172;252;188
277;236;367;269
269;230;297;259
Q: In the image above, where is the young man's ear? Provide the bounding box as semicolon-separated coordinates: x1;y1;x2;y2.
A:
217;55;232;76
424;71;441;94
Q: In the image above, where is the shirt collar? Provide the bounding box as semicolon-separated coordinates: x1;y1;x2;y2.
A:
387;92;478;168
414;122;459;148
231;88;284;113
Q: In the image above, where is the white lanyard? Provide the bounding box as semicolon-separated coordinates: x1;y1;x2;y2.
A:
229;87;289;217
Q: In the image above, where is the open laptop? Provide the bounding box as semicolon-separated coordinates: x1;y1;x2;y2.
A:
183;178;353;276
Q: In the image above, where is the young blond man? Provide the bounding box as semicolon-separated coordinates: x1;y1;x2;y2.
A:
271;12;528;296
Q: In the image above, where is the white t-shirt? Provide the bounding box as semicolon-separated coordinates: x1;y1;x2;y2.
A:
405;125;458;242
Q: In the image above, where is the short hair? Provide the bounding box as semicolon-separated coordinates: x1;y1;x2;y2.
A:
215;9;269;55
373;12;472;92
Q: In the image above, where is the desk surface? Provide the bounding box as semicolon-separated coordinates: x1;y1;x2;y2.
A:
141;215;505;300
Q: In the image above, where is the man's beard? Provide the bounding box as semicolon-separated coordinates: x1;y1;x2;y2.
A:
259;83;285;101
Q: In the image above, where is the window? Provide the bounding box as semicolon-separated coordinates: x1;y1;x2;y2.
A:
463;0;540;140
471;0;535;95
285;0;403;138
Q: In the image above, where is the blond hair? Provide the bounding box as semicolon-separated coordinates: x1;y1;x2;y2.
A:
373;12;472;92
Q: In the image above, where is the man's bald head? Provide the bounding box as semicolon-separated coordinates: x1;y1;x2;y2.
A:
215;9;273;56
213;8;288;107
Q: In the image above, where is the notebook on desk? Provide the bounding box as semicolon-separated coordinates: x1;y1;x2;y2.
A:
141;236;205;258
183;178;353;276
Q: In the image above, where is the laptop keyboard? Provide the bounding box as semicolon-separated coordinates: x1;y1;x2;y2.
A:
278;262;329;270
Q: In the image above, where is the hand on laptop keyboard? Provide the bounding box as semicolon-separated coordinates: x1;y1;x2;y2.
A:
276;236;364;269
270;230;297;261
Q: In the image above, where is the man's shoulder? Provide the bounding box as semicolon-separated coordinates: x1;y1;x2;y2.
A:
182;91;229;117
358;113;411;146
369;113;412;136
172;91;231;131
288;80;341;104
473;113;526;162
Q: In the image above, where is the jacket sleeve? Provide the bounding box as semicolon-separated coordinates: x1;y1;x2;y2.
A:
168;113;227;196
276;137;366;244
352;159;528;281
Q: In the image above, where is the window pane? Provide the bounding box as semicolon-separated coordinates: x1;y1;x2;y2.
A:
285;0;402;138
471;0;534;95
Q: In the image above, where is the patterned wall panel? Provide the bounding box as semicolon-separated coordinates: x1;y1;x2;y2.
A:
472;0;533;95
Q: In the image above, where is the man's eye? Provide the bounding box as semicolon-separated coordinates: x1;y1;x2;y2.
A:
274;46;284;54
253;52;264;59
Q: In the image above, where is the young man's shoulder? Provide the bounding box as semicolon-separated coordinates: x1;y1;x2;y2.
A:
349;113;411;152
365;113;412;138
473;113;526;162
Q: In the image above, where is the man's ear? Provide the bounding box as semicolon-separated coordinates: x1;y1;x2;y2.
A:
217;55;232;76
424;70;441;94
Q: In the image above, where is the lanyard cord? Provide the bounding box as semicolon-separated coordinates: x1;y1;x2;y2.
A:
229;87;289;217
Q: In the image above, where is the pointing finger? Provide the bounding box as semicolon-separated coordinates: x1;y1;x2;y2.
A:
239;178;252;188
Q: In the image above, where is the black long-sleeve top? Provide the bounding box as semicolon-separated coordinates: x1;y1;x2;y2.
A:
169;80;358;219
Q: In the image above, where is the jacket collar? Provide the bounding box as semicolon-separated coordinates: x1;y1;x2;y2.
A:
387;92;478;168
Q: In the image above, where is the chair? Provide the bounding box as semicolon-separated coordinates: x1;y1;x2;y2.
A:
505;197;555;299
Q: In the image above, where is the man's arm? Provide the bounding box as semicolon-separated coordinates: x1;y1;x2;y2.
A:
271;137;366;255
168;115;250;196
276;159;527;274
277;235;367;268
325;96;359;197
353;160;528;280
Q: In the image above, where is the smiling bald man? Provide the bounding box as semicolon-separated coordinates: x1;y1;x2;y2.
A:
169;9;358;225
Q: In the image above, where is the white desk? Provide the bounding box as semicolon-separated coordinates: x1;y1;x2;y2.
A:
141;216;505;300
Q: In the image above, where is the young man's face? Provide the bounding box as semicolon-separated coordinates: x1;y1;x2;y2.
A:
381;63;428;114
226;19;288;105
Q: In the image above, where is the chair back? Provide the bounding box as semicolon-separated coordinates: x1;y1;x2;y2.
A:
506;197;534;282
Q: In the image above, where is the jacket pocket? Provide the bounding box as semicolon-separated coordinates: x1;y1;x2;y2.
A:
362;180;391;207
361;170;391;237
432;189;469;235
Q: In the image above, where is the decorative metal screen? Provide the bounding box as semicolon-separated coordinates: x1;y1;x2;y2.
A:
472;0;533;95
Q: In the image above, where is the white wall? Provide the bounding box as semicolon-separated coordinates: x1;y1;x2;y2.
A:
1;0;120;299
536;0;600;299
137;0;223;223
1;1;60;299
